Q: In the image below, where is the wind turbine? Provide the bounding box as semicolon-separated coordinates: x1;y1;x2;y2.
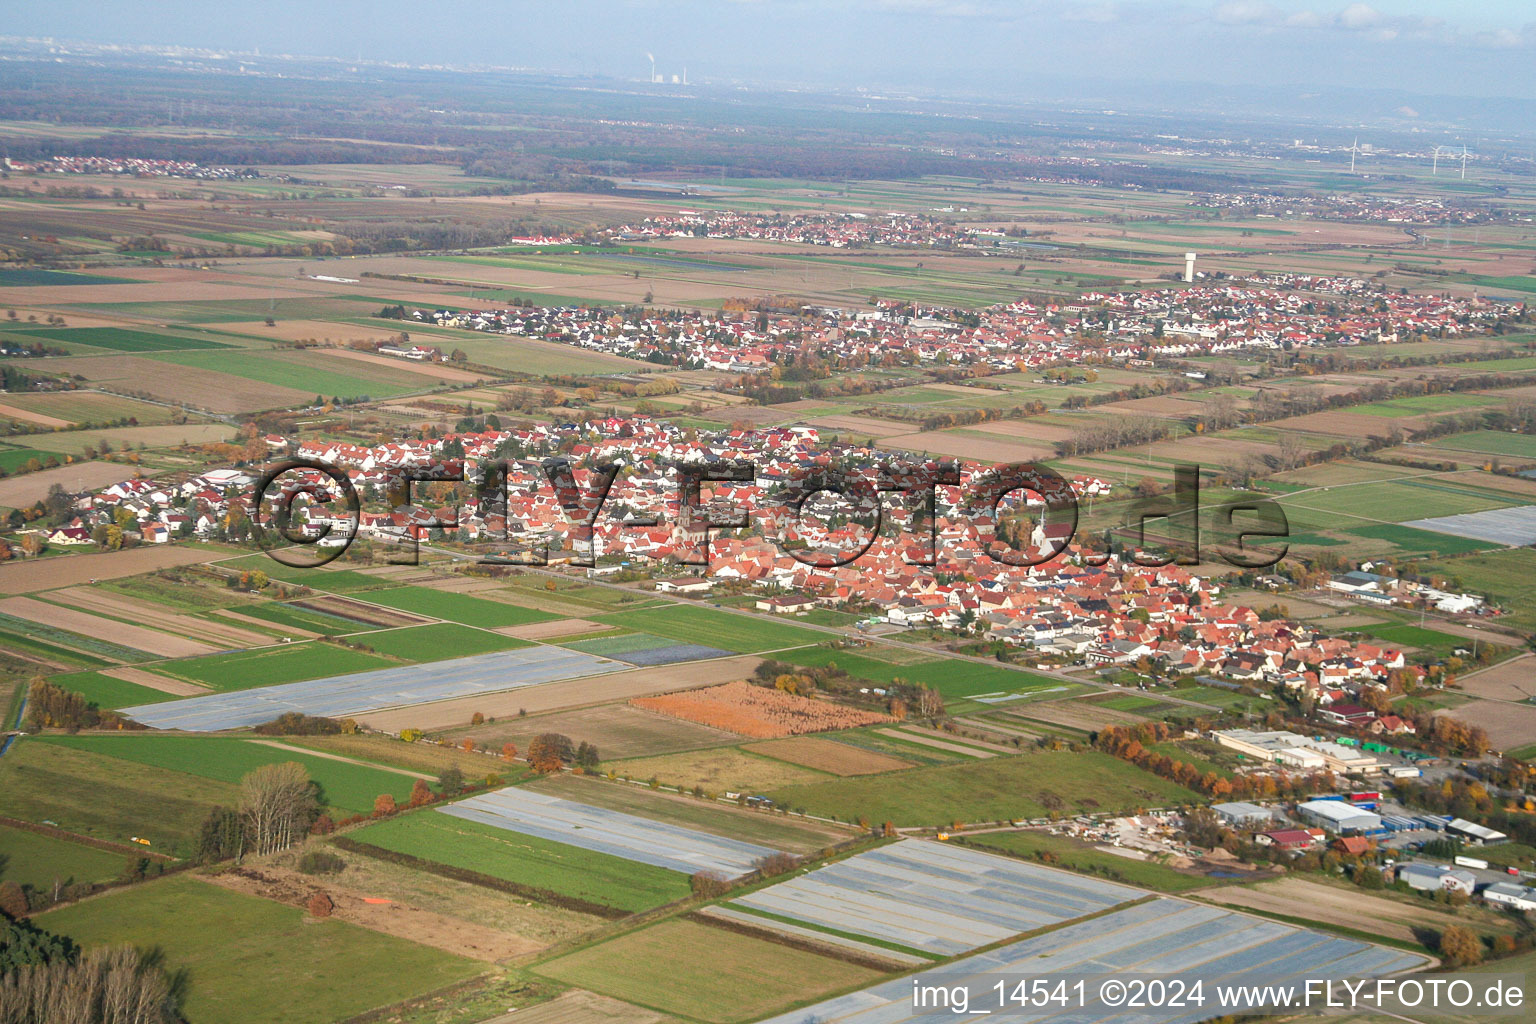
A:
1460;145;1469;179
1348;137;1361;174
646;52;655;83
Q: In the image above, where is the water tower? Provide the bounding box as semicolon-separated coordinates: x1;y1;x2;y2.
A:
1184;252;1197;283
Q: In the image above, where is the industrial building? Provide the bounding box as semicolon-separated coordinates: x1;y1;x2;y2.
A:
1212;801;1277;828
1446;818;1508;845
1482;882;1536;912
1396;863;1476;895
1297;799;1382;834
1212;729;1386;775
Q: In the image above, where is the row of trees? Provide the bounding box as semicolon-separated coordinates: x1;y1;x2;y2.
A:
24;679;129;733
196;762;317;863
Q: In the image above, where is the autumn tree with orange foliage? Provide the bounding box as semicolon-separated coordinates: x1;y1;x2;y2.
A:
528;733;574;772
372;793;397;817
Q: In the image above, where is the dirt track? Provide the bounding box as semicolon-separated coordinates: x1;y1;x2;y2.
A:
482;989;682;1024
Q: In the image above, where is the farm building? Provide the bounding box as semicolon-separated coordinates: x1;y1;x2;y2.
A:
1482;882;1536;912
1212;802;1277;828
1396;863;1476;895
1297;799;1382;834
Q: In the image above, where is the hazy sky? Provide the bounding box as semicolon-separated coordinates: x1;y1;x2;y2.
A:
11;1;1536;100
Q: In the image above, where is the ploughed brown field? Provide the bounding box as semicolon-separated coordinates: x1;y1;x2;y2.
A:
631;680;891;739
742;735;915;775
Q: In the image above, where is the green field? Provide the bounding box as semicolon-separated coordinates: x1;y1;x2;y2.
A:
592;604;824;654
150;641;396;690
0;445;64;471
0;823;128;889
0;390;181;425
1353;623;1474;656
534;917;883;1024
959;831;1212;892
1354;394;1500;417
39;876;480;1024
48;669;179;709
562;630;706;658
780;646;1058;699
1342;523;1499;555
39;735;416;814
356;621;530;660
768;749;1198;826
0;739;234;856
362;586;560;628
149;349;424;399
5;326;230;352
348;810;690;912
1430;430;1536;459
222;600;367;633
0;269;139;286
1281;478;1520;524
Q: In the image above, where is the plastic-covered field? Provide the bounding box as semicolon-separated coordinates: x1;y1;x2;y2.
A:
1403;504;1536;546
732;839;1141;955
121;646;623;731
439;785;779;877
755;897;1428;1024
563;631;733;666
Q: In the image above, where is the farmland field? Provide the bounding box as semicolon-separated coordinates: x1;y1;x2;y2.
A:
606;746;831;793
0;739;234;857
362;586;562;627
534;918;884;1024
348;810;691;912
148;641;397;690
779;645;1058;698
593;605;825;654
742;735;916;775
0;823;128;889
1;325;230;352
451;701;740;760
1428;430;1536;459
48;669;180;708
148;348;433;399
38;735;417;814
732;839;1142;955
39;876;481;1024
1199;875;1520;945
355;621;530;660
631;680;892;738
768;748;1199;826
441;785;780;877
527;773;852;855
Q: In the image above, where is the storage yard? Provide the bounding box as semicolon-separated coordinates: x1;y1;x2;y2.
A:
118;645;625;730
439;785;783;877
730;839;1142;956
